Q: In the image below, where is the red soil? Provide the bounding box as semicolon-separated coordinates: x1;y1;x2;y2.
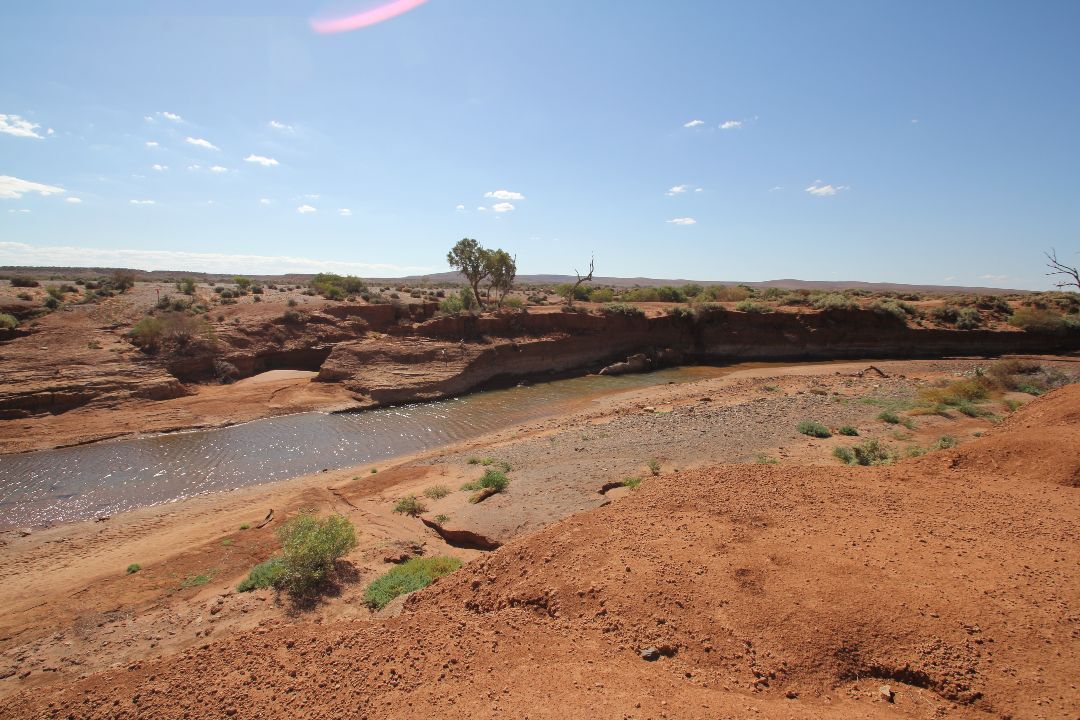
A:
3;385;1077;719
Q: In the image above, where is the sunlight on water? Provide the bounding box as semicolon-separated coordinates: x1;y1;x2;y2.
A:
0;366;730;529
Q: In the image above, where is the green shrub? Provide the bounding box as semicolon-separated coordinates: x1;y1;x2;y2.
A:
393;495;427;516
812;293;858;311
935;435;957;450
126;563;141;574
176;278;197;295
955;307;983;330
835;438;896;466
754;454;779;465
588;287;615;303
735;299;773;313
602;302;645;317
461;469;510;493
276;513;357;595
646;458;661;475
1009;307;1066;333
434;514;450;523
0;313;17;330
181;573;213;588
237;557;286;592
423;484;451;500
363;556;463;609
667;306;696;319
9;276;39;288
877;410;900;424
796;420;831;438
623;476;643;488
837;425;859;436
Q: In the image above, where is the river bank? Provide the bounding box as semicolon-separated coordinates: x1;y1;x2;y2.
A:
1;356;1073;703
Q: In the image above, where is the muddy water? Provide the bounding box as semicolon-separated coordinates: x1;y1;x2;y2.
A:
0;363;803;529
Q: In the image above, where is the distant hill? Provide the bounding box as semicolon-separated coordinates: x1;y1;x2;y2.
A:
0;266;1029;295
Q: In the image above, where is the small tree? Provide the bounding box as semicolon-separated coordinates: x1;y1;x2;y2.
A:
234;276;252;292
447;238;491;310
1045;249;1079;291
176;277;197;295
486;249;517;308
564;255;595;308
110;270;137;293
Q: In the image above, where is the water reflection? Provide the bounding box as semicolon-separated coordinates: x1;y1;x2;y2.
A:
0;366;727;529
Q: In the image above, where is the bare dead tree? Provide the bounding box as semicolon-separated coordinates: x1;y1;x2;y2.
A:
564;255;595;307
1045;248;1079;291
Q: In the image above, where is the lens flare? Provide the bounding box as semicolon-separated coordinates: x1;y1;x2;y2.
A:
310;0;429;33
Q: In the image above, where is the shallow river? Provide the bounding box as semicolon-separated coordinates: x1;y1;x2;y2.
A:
0;365;757;530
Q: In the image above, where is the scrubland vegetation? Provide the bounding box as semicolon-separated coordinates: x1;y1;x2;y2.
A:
237;513;356;596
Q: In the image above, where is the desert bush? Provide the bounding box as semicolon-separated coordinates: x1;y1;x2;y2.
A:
955;307;983;330
975;295;1011;314
0;313;17;330
237;557;286;592
438;291;470;315
462;469;510;494
915;378;989;414
602;302;645;317
667;306;696;319
423;485;451;500
282;309;306;324
704;285;751;302
930;305;960;325
647;458;661;475
812;293;858;311
503;296;525;309
869;299;919;319
276;513;357;596
796;420;831;438
622;476;643;488
126;563;141;574
1009;307;1067;333
393;495;427;516
838;425;859;436
588;287;615;303
129;316;165;349
176;278;197;295
363;556;462;610
735;299;773;313
935;435;957;450
109;271;137;293
877;410;900;424
836;438;896;466
43;296;60;309
9;276;39;288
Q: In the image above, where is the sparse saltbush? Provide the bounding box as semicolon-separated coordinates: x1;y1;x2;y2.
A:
735;299;773;313
935;435;957;450
275;513;357;596
237;557;286;592
838;425;859;436
9;276;39;288
955;307;983;330
462;469;510;497
754;454;780;465
812;293;858;311
646;458;661;476
796;420;831;438
423;485;451;500
623;476;644;488
363;556;463;610
602;302;645;318
835;438;896;466
0;313;17;330
393;495;427;517
1009;307;1070;334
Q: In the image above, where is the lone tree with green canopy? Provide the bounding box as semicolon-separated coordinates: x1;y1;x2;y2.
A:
447;238;490;310
485;249;517;308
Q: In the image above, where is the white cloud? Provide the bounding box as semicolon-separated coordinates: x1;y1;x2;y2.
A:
805;181;849;197
161;111;183;122
129;199;156;206
185;136;218;151
338;208;352;217
304;193;320;200
666;184;688;196
297;204;317;214
666;217;697;225
268;120;294;132
0;240;433;275
187;164;201;171
477;206;487;212
46;128;54;136
943;276;956;281
720;120;743;130
259;198;272;205
683;119;705;128
65;197;82;204
694;187;704;192
455;204;465;211
209;165;228;173
491;202;515;212
0;175;65;199
911;118;920;124
978;274;1007;281
9;208;30;214
146;141;159;148
484;189;524;201
0;114;44;139
769;186;784;192
151;164;168;171
244;154;279;167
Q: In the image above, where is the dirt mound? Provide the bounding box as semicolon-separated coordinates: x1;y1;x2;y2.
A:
2;388;1077;719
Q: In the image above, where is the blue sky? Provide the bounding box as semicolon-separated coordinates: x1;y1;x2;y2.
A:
1;1;1078;288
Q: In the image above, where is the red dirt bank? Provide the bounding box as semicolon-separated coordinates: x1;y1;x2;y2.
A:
4;385;1077;720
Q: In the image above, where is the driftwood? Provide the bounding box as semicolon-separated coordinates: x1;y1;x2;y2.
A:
855;365;890;378
255;509;274;529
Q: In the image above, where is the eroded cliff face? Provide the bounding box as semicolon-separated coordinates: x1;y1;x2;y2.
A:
2;303;1076;422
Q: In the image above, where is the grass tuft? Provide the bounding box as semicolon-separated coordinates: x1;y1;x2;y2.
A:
796;420;831;438
423;484;451;500
363;556;463;609
393;495;427;517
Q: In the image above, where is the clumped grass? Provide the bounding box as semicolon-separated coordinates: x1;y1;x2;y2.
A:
735;299;774;313
126;563;141;574
393;495;427;517
363;556;463;610
221;538;233;546
761;385;780;392
276;513;357;596
623;476;644;488
434;514;450;524
181;572;214;588
754;454;780;465
646;458;661;476
812;293;858;311
834;438;896;466
837;425;859;436
370;467;378;474
602;302;645;318
796;420;831;438
1002;398;1022;412
877;410;900;424
0;313;17;330
935;435;957;450
423;484;451;500
905;445;927;458
466;457;481;465
462;469;510;500
239;523;250;530
237;557;286;592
